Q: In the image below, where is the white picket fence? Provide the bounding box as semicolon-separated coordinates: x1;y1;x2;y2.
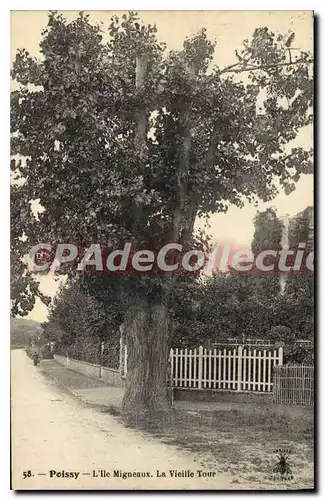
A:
121;345;283;393
170;346;283;392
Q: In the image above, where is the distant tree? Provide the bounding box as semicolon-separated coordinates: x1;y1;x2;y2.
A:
286;206;314;339
251;208;283;255
43;275;123;342
192;271;280;342
284;275;314;340
288;205;313;246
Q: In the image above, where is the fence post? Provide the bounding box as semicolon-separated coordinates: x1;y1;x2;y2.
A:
170;348;174;385
198;345;203;389
272;366;277;403
237;346;242;392
119;324;124;375
168;349;174;406
278;347;283;366
119;334;123;374
124;344;128;376
99;341;104;378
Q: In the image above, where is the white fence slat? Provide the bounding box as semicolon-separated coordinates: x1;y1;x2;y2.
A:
182;349;185;387
218;349;222;389
258;350;262;391
222;349;226;389
262;349;267;392
175;348;179;386
208;349;212;389
267;350;272;391
227;350;231;389
237;346;242;392
198;346;203;389
233;349;237;390
252;349;256;390
242;348;247;391
178;349;181;387
247;350;252;391
179;349;183;387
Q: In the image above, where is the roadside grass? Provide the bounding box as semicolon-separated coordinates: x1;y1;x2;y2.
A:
120;400;314;489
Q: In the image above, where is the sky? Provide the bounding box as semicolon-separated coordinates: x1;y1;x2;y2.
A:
10;10;313;322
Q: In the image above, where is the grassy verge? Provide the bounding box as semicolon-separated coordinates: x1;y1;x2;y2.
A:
114;399;314;490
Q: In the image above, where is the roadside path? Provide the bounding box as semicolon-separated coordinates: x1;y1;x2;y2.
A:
11;350;237;490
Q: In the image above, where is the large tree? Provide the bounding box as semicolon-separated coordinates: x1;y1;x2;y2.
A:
11;11;313;418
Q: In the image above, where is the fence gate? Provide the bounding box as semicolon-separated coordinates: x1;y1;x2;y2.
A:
169;346;283;392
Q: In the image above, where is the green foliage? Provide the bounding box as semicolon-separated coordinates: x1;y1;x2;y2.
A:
251;208;283;254
11;11;313;316
288;206;313;246
179;272;281;345
172;206;313;348
43;276;123;339
283;343;314;365
44;276;123;367
268;325;292;343
171;272;313;349
10;185;51;316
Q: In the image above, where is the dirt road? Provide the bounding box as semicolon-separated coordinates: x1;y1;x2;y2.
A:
11;350;236;490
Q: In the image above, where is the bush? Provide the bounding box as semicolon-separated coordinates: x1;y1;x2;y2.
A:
284;343;314;365
54;334;120;369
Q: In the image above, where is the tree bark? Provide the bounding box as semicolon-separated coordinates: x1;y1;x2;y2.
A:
120;56;172;421
122;296;171;421
135;55;148;156
121;59;198;423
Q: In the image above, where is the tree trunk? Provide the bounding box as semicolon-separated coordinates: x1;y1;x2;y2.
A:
122;296;171;421
121;56;171;423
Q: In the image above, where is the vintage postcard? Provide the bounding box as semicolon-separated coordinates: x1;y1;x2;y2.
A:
10;10;314;491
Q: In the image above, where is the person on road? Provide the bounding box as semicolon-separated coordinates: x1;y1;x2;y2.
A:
32;352;40;366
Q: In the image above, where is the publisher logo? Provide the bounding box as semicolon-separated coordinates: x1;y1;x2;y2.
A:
272;449;293;481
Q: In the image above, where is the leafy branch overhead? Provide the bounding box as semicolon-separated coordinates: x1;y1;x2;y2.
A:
11;11;313;315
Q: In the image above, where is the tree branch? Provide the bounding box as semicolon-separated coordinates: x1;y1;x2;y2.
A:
135;55;148;156
218;58;313;76
171;63;197;243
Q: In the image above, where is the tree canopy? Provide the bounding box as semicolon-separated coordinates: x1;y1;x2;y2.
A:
11;11;313;316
